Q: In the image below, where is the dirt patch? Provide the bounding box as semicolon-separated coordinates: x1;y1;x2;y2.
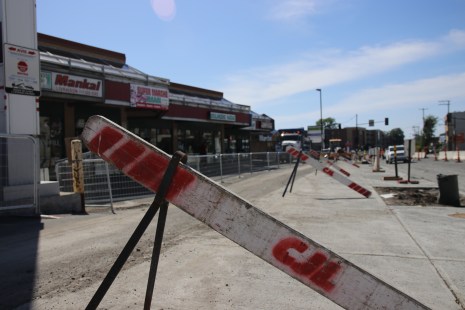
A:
449;213;465;219
374;187;465;207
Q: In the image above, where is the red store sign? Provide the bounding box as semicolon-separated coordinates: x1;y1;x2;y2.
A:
50;72;103;97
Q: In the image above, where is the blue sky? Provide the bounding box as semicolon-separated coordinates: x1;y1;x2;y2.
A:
37;0;465;137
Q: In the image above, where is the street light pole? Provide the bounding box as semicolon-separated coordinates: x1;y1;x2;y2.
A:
316;88;324;150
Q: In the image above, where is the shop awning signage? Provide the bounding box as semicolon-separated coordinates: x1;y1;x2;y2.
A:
259;121;273;129
130;84;169;110
50;72;103;97
210;112;236;122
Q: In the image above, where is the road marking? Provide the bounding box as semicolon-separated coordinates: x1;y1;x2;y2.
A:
82;116;428;309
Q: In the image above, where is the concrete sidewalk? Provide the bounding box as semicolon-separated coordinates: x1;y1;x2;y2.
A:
101;159;464;309
261;161;464;309
3;159;464;309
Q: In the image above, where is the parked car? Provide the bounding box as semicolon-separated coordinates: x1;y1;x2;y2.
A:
385;145;408;163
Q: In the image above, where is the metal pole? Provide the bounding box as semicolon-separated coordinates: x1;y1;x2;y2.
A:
219;154;223;183
283;150;302;197
250;152;253;173
104;162;115;214
439;100;451;150
86;151;186;310
407;140;412;182
266;152;270;170
316;89;324;150
144;200;169;309
237;153;241;178
31;136;40;214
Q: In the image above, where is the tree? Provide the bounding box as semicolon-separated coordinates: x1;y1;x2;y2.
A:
388;128;404;145
422;115;438;147
316;117;338;129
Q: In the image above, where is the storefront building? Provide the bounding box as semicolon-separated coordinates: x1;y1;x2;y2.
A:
37;34;270;177
241;112;275;152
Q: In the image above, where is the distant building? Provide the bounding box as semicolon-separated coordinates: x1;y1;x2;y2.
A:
445;111;465;150
35;33;276;179
325;127;368;151
366;129;387;148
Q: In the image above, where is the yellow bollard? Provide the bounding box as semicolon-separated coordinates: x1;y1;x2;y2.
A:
71;139;86;214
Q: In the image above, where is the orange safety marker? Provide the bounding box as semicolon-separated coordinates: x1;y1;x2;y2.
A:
82;116;428;310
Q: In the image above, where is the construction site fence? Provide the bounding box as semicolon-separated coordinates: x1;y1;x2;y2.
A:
55;152;294;205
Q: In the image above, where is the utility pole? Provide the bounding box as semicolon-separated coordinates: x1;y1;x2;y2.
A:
439;100;451;150
438;100;450;114
419;108;428;149
355;114;358;150
419;108;428;124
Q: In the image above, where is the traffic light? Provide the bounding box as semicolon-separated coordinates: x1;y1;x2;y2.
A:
338;123;341;130
446;113;451;123
385;118;389;125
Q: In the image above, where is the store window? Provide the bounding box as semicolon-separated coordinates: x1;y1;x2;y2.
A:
39;101;65;173
224;135;250;153
176;123;220;155
128;119;173;154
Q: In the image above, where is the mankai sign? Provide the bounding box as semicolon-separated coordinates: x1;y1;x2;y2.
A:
41;72;103;97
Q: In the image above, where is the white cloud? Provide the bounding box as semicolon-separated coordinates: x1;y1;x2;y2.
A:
442;28;465;49
267;0;319;21
221;29;465;108
327;73;465;116
272;72;465;134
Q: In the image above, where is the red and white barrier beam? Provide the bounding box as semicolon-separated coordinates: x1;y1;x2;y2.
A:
287;147;371;198
82;116;426;309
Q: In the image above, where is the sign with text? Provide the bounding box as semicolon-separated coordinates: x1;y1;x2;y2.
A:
50;72;103;97
210;112;236;122
130;84;169;110
259;120;273;129
4;43;40;96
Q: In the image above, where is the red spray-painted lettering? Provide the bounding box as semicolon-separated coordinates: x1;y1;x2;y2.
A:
272;237;342;292
87;126;195;201
322;167;334;176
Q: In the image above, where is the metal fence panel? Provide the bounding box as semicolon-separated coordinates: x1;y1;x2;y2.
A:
56;159;153;204
0;134;39;213
55;152;293;205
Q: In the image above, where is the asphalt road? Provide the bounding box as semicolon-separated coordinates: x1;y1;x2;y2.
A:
389;156;465;193
1;158;464;309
